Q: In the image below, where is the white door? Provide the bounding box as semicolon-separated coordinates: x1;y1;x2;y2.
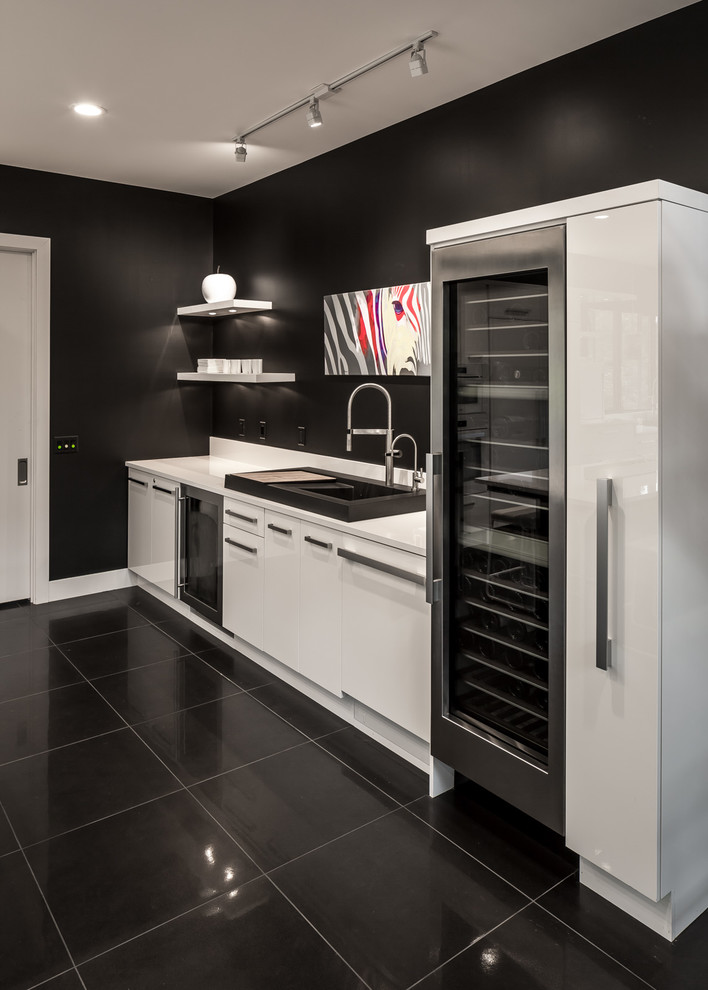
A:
0;249;32;603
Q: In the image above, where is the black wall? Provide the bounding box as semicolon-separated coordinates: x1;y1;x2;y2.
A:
0;166;213;580
211;1;708;472
3;1;708;582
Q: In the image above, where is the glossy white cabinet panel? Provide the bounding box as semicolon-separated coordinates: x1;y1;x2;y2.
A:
222;528;264;649
263;510;300;671
150;478;178;596
341;535;430;742
566;202;661;900
658;201;708;929
127;470;151;579
300;522;342;696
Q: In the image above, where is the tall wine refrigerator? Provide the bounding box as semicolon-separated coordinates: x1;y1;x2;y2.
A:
428;225;566;833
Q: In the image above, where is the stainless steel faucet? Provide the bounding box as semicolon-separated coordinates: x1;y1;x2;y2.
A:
391;433;424;493
346;383;395;486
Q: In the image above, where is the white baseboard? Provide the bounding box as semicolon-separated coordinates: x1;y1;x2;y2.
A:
48;568;135;602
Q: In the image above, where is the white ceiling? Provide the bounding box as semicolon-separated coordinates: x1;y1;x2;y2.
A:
0;0;697;199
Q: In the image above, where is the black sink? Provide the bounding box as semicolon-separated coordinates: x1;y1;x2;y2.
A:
224;467;425;522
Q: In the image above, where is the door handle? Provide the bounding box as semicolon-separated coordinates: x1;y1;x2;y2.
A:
17;458;28;486
337;547;424;586
304;535;332;550
426;453;442;604
596;478;613;670
267;523;292;536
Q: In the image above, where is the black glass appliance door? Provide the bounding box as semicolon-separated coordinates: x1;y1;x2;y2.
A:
180;485;223;626
430;224;565;834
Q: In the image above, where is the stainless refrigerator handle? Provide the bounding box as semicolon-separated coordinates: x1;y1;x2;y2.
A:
426;453;443;604
596;478;613;670
337;547;424;586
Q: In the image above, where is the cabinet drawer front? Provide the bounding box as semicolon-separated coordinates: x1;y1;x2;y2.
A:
224;497;264;536
223;532;264;649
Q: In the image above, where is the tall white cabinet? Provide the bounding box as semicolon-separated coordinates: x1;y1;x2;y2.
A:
427;180;708;940
566;189;708;939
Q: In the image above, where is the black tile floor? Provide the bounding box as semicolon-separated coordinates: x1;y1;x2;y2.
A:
2;590;708;989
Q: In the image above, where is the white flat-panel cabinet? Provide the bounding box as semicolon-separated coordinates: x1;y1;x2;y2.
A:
150;478;179;595
566;193;708;938
341;535;430;741
263;511;300;670
222;524;264;650
300;522;342;696
128;470;177;594
127;471;151;579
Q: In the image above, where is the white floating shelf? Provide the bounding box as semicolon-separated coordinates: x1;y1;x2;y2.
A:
177;372;295;383
176;299;272;318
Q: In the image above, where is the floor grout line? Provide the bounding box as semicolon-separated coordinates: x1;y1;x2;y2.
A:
0;799;89;990
73;872;267;971
265;872;376;990
265;806;401;878
405;902;535;990
532;899;659;990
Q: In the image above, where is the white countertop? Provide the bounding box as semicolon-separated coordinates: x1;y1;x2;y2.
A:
126;450;427;556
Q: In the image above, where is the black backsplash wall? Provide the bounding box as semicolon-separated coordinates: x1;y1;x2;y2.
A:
211;1;708;467
0;166;213;580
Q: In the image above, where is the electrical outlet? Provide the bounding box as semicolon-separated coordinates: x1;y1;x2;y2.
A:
297;426;306;447
238;418;246;437
259;421;267;441
53;435;78;454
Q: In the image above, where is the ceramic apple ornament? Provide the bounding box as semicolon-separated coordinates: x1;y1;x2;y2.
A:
201;266;237;303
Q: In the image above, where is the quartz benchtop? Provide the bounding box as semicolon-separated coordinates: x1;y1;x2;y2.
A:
126;452;426;556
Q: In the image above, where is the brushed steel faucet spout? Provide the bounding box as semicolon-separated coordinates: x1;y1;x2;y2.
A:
346;383;395;485
391;433;423;492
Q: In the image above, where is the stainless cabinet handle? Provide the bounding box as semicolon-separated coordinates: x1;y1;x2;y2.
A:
337;547;424;586
225;537;258;555
152;485;174;495
426;453;442;604
267;522;292;536
129;477;147;487
17;458;28;486
225;509;258;524
596;478;613;670
304;535;332;550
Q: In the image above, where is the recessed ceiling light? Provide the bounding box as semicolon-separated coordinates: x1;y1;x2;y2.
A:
72;103;106;117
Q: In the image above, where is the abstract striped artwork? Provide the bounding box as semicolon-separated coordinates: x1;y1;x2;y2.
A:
324;282;431;376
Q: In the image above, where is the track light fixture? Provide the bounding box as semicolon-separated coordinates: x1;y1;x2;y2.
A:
409;45;428;77
306;97;323;128
233;29;438;163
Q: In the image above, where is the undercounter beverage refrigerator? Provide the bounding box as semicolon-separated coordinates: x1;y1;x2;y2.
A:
426;181;708;939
